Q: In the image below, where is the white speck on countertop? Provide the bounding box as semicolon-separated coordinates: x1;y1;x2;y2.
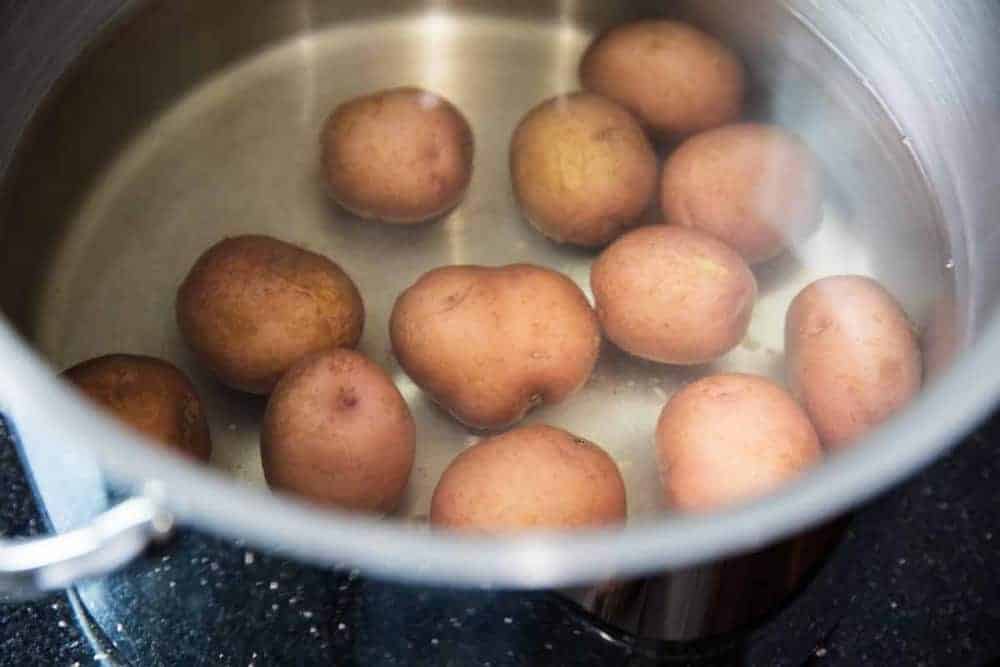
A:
244;551;255;565
289;597;298;605
544;643;553;650
431;638;439;646
503;617;512;624
93;653;108;661
228;423;237;431
271;604;278;611
898;558;907;565
116;623;123;633
309;626;318;635
269;581;279;590
200;578;207;586
890;601;898;609
338;623;346;631
169;581;176;588
210;562;220;572
302;611;313;619
815;647;827;657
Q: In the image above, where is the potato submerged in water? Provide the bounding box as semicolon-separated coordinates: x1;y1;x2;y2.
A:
580;20;745;139
510;92;658;246
176;235;364;395
321;87;474;223
390;264;600;430
785;275;922;450
430;424;627;534
661;123;823;264
591;225;756;364
63;354;211;462
656;373;822;512
261;348;415;513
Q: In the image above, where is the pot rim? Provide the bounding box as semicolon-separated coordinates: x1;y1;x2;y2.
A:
2;308;997;587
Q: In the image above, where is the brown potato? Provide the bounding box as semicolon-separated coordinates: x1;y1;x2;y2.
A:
785;275;922;450
580;20;745;139
591;225;756;364
390;264;600;430
430;424;626;534
177;235;364;395
656;373;822;511
661;123;823;264
63;354;211;462
510;92;658;246
261;348;415;513
320;86;474;223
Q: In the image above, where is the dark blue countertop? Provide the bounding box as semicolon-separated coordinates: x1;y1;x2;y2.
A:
2;416;998;666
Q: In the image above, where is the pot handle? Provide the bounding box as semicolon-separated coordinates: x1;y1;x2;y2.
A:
0;496;172;600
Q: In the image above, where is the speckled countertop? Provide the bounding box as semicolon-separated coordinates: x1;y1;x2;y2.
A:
2;416;998;666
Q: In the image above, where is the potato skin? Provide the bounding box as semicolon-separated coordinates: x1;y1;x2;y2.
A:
661;123;822;265
590;225;756;364
580;20;745;139
321;86;474;224
510;92;658;247
390;264;600;430
176;235;364;395
785;275;922;450
261;348;415;513
656;373;822;512
430;424;626;533
63;354;211;462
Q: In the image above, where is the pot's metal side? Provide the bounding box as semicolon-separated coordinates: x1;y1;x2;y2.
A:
562;519;845;642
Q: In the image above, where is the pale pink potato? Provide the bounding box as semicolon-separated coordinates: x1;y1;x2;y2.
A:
430;424;626;534
320;87;474;223
510;92;658;246
656;373;822;511
661;123;823;264
261;348;415;514
785;275;922;450
580;20;745;139
390;264;601;430
590;225;756;364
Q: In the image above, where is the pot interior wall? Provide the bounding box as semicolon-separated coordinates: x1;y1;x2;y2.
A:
0;0;956;523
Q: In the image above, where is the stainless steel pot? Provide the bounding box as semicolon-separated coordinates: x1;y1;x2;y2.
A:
1;0;998;633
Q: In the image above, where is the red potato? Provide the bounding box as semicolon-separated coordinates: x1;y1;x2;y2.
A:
785;275;922;450
591;225;756;364
510;92;658;246
63;354;211;462
390;264;601;430
261;348;415;513
430;424;627;534
176;235;364;395
656;373;822;511
661;123;823;265
580;20;745;139
321;87;474;224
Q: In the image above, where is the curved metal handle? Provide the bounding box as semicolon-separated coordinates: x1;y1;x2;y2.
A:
0;496;173;600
